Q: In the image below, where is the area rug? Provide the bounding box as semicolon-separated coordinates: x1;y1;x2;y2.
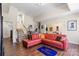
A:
37;46;57;56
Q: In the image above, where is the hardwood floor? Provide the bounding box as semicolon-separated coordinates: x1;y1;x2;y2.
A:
3;38;79;56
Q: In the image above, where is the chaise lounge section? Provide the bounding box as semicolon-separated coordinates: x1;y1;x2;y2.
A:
22;34;41;47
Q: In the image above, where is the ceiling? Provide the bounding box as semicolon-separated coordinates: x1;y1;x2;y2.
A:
2;3;79;20
3;3;69;17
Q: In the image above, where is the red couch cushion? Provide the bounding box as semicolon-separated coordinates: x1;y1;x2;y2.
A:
51;41;63;48
45;34;55;40
32;34;39;39
53;34;66;40
42;39;63;49
44;34;65;40
22;39;41;47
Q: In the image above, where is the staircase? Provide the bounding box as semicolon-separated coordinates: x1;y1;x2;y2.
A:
16;20;28;42
16;21;39;42
16;29;27;42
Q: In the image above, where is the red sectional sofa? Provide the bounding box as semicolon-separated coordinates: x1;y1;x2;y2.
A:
22;34;68;50
42;34;68;50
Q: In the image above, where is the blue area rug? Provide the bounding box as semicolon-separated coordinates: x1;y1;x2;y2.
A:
37;46;57;56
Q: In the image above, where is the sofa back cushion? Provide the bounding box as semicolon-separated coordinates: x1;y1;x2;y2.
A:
32;34;39;39
45;34;55;40
45;34;66;40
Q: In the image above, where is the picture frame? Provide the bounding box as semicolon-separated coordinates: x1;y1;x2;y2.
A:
49;27;53;31
67;20;77;31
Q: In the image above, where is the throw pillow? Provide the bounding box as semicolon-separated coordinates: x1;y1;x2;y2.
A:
56;36;62;41
39;34;45;39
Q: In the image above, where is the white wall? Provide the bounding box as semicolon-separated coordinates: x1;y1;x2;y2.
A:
34;7;69;22
2;12;12;38
41;13;79;44
3;22;11;38
23;15;35;33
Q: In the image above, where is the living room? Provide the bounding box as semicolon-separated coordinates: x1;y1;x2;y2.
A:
2;3;79;56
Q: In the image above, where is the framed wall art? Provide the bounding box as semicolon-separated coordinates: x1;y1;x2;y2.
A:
67;20;77;31
49;27;53;32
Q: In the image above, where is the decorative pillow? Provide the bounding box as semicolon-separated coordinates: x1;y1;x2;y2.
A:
39;34;45;39
56;36;62;41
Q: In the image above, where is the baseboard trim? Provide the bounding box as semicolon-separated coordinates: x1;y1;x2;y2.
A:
3;37;10;39
69;41;79;45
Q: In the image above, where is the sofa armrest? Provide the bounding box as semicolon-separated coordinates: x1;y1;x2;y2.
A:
61;37;68;50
